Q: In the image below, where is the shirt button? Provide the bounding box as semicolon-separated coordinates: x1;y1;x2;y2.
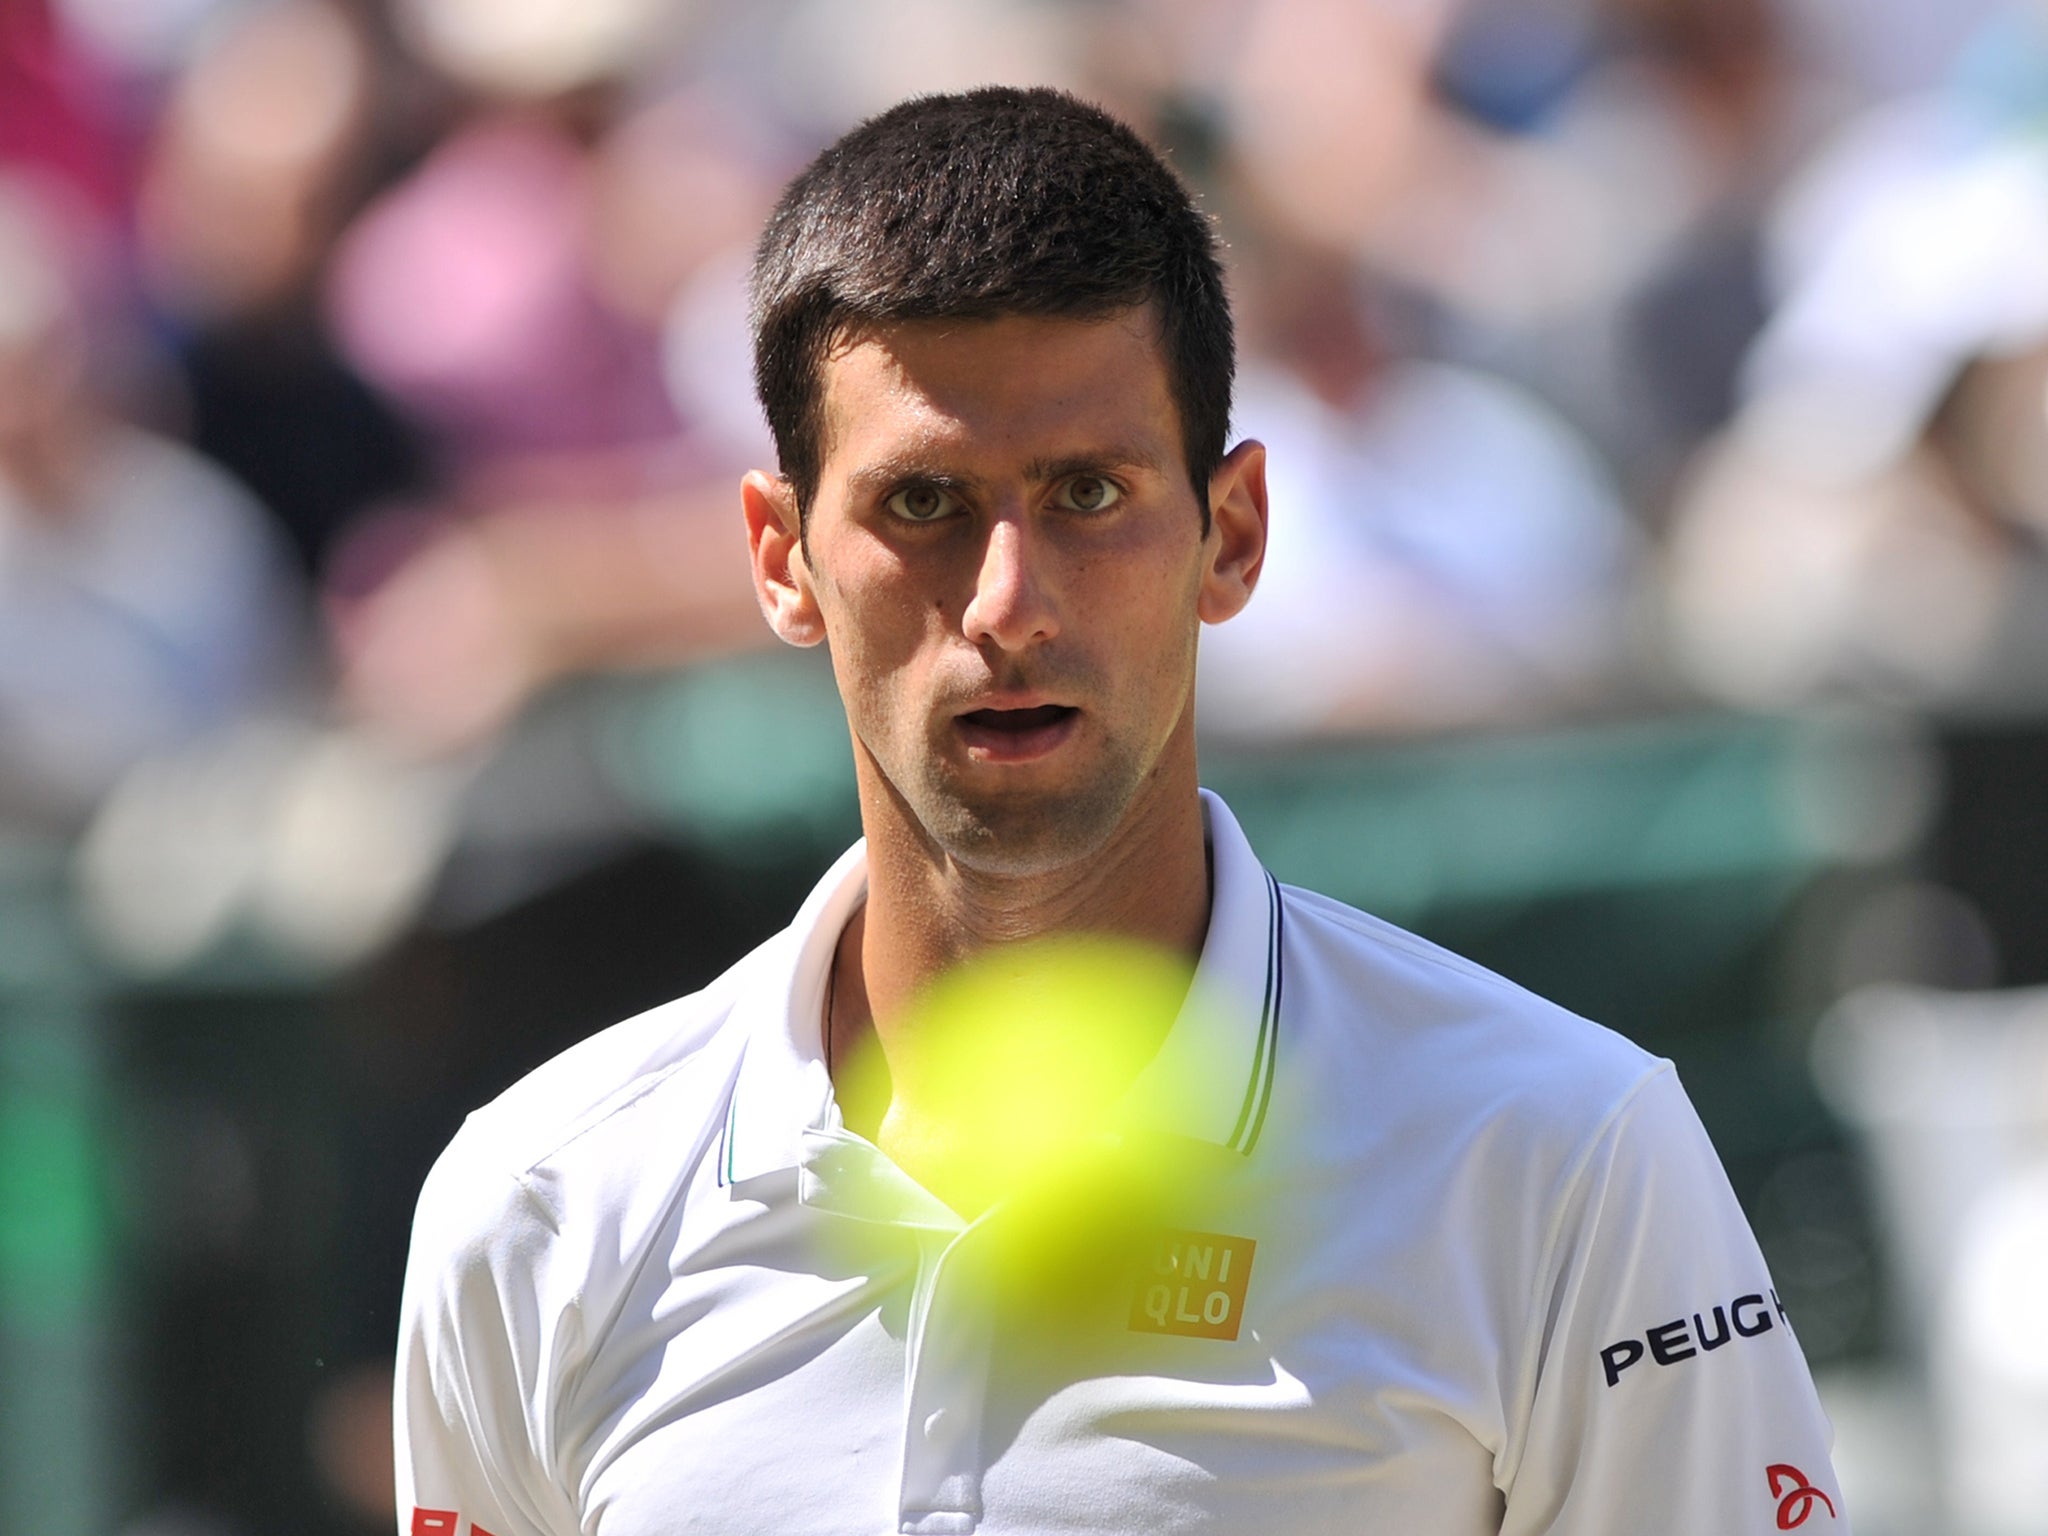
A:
923;1408;948;1441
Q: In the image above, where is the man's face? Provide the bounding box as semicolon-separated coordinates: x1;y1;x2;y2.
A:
748;309;1263;878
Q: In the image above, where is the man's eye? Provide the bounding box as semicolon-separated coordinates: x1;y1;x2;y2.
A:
886;485;960;522
1055;475;1121;512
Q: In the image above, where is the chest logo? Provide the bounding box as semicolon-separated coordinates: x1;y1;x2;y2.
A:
411;1510;497;1536
1768;1464;1836;1528
1130;1228;1255;1341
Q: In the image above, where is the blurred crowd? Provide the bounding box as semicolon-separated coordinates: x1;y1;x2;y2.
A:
6;0;2048;841
6;0;2048;1530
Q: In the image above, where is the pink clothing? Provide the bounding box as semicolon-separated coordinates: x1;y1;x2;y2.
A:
326;118;678;465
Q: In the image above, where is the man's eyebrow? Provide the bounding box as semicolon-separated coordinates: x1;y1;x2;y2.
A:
843;457;983;498
1022;445;1167;481
843;445;1167;498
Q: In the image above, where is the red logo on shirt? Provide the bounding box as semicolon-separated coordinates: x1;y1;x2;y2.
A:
1768;1464;1836;1528
411;1511;498;1536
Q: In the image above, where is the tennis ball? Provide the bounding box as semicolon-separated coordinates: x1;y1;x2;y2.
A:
867;934;1222;1239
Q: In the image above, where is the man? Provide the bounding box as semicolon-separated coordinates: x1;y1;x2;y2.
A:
397;88;1849;1534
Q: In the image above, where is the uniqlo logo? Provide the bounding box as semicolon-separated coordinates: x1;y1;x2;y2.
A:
1130;1228;1256;1341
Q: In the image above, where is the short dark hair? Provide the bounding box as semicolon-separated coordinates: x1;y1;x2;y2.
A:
750;87;1233;526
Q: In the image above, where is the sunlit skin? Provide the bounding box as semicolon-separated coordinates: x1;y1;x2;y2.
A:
743;308;1267;1212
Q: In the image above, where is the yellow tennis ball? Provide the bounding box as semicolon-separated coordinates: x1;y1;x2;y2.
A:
874;935;1213;1225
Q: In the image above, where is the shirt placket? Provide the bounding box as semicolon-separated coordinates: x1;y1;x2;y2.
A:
796;1130;996;1535
898;1226;995;1535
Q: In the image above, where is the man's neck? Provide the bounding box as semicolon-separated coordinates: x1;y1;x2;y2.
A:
826;763;1212;1145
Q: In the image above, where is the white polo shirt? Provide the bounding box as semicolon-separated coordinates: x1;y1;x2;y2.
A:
396;792;1848;1536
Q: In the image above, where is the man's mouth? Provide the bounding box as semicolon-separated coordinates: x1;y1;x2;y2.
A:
960;704;1074;732
954;704;1080;762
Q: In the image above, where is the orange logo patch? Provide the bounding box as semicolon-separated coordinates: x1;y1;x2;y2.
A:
1130;1229;1255;1340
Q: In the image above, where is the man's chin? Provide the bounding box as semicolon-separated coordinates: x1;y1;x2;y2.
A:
918;779;1132;880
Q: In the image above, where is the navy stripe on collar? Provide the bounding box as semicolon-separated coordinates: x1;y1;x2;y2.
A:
1227;871;1284;1156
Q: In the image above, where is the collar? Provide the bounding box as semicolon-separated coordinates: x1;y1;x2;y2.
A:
1124;790;1284;1155
718;789;1285;1193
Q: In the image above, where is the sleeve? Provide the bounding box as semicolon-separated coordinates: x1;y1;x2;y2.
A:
1498;1065;1852;1535
394;1130;583;1536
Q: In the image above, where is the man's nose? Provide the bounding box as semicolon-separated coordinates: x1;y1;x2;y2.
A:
961;514;1059;652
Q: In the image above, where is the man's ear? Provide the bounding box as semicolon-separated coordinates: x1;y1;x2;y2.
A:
742;469;825;647
1197;439;1268;625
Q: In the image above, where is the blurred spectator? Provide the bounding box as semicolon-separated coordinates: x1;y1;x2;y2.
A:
1665;72;2048;710
1182;0;1656;735
0;174;304;827
10;2;2043;1529
0;0;131;216
137;0;434;582
326;112;676;464
1409;0;1802;505
1200;240;1641;736
763;0;1087;136
315;10;781;756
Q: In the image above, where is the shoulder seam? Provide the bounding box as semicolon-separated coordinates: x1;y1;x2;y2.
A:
507;1052;699;1184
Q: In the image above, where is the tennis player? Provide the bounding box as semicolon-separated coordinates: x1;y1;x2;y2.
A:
396;87;1849;1535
